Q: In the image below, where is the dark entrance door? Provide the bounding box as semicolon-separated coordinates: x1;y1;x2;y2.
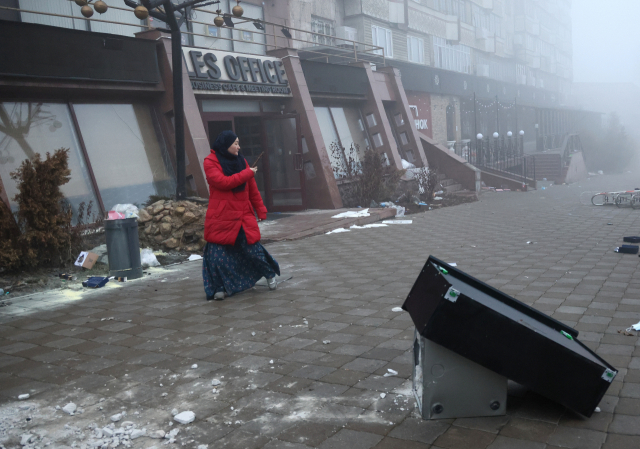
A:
446;103;456;142
202;114;305;212
262;115;305;211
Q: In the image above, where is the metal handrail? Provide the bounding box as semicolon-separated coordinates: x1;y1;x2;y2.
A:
452;136;536;185
0;4;385;65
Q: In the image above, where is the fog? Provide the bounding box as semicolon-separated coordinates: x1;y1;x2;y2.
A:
571;0;640;146
572;0;640;84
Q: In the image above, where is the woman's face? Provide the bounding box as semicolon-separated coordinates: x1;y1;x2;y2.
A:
228;138;240;156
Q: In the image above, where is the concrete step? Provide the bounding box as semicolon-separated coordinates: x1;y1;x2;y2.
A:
439;178;458;187
443;183;463;193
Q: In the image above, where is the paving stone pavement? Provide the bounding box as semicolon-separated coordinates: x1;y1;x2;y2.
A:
2;172;640;448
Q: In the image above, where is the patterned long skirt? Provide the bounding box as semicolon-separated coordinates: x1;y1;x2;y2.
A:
202;227;280;297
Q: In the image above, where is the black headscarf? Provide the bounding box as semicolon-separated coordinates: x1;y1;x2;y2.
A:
213;130;247;193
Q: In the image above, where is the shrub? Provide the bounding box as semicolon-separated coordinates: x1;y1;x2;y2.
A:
329;142;405;207
0;188;21;271
10;148;81;269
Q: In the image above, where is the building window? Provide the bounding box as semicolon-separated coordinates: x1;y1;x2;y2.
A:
372;25;393;58
433;36;470;74
241;30;253;41
314;106;372;178
0;102;99;218
0;102;174;218
73;104;176;209
400;132;409;145
394;113;405;127
372;133;383;148
207;25;219;37
407;36;424;64
311;16;335;46
366;113;377;128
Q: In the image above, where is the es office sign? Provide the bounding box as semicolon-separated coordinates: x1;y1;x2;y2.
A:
183;48;292;97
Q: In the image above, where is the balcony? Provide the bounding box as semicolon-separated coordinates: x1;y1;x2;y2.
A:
526;21;540;35
0;2;386;67
477;36;496;53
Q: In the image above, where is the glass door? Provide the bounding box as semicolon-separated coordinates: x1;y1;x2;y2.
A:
262;115;305;211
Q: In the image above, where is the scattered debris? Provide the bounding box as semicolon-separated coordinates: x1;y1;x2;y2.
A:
140;248;161;267
18;394;29;400
615;245;639;254
595;407;601;413
625;321;640;333
110;412;123;422
379;393;386;399
384;369;398;377
322;340;331;345
211;379;221;386
82;276;109;288
188;254;203;261
191;364;198;369
391;307;403;312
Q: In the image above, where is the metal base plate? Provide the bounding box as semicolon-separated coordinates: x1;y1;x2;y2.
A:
413;330;507;420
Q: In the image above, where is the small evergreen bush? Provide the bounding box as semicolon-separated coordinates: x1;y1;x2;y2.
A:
0;148;84;271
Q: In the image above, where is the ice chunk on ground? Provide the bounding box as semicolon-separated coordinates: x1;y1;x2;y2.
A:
62;403;77;415
174;411;195;424
18;394;29;400
131;429;146;439
150;430;165;439
391;307;403;312
110;413;123;422
211;379;221;386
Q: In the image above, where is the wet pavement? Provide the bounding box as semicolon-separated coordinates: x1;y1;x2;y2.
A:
1;172;640;448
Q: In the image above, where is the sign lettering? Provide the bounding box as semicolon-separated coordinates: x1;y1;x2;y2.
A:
183;48;292;97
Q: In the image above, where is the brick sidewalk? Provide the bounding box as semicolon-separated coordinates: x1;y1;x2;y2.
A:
1;173;640;448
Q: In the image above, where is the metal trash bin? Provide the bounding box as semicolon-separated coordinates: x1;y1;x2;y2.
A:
105;217;143;280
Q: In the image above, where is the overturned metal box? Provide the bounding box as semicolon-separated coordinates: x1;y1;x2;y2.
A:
403;256;617;418
413;330;507;419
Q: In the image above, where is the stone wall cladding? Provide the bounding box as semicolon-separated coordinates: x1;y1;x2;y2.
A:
362;0;389;20
408;8;446;37
137;199;206;252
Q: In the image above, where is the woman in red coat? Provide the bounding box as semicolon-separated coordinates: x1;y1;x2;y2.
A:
202;130;280;301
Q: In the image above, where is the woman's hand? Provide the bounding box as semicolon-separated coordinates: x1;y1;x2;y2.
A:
250;167;258;174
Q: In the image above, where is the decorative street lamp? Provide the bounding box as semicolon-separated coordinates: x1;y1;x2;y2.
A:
71;0;244;200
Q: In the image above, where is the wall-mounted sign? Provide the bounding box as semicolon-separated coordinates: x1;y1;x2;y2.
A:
182;48;292;97
406;91;432;138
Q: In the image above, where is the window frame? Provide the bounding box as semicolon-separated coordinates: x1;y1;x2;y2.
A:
407;35;425;64
372;25;393;58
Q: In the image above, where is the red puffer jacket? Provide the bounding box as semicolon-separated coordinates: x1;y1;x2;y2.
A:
203;152;267;245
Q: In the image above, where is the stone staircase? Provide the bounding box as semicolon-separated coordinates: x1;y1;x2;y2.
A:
437;173;464;194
